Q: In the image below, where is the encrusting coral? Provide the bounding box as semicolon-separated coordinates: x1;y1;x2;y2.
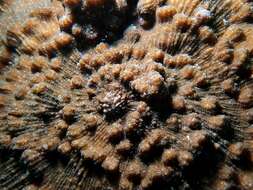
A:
0;0;253;190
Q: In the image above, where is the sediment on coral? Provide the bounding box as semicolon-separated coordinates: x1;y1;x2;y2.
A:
0;0;253;190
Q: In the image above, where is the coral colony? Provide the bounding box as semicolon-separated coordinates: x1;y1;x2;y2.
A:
0;0;253;190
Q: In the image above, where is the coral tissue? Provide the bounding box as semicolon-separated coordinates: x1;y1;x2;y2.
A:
0;0;253;190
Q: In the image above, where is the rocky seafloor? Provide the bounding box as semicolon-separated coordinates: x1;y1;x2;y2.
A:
0;0;253;189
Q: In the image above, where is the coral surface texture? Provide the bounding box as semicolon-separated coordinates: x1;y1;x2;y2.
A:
0;0;253;190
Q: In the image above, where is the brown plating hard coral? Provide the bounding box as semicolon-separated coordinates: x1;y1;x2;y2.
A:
0;0;253;190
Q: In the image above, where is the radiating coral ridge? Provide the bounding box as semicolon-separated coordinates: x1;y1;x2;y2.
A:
0;0;253;190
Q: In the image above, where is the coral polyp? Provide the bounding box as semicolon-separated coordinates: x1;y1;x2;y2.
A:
0;0;253;190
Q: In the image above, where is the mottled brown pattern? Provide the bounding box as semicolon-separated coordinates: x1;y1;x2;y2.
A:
0;0;253;190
